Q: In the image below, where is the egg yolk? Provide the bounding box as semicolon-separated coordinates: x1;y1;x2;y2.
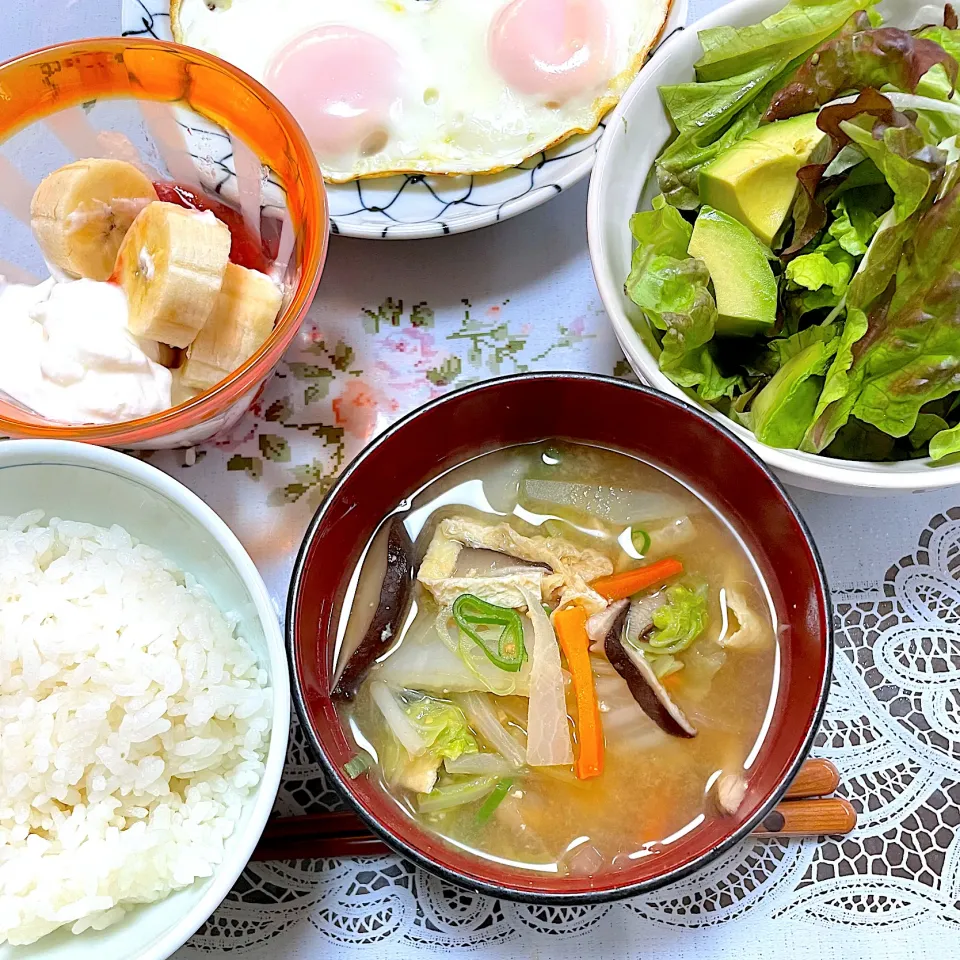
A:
489;0;613;103
265;26;400;160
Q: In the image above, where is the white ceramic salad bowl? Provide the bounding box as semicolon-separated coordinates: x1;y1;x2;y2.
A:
0;440;290;960
587;0;960;496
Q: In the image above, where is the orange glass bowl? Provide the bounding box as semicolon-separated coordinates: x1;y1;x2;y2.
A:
0;39;327;448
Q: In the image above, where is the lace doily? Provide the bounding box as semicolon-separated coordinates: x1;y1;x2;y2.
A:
174;508;960;958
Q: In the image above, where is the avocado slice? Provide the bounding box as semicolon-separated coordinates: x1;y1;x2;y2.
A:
700;113;825;246
687;206;777;337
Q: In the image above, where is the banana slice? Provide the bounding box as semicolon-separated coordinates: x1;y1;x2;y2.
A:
171;369;204;407
114;201;231;348
179;262;282;391
137;339;183;369
31;159;158;282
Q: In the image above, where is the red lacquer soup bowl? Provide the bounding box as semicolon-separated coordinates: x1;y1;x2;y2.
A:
287;372;832;903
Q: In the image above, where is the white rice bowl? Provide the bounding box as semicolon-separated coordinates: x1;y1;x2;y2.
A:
0;510;272;946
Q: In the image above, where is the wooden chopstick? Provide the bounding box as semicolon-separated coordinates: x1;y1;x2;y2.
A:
254;827;388;861
251;757;853;862
784;758;840;799
752;798;857;837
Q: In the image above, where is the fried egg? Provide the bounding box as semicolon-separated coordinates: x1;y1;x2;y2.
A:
172;0;672;182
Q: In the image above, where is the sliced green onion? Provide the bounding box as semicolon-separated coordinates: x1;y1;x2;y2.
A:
631;527;651;556
452;594;527;672
477;778;514;825
417;776;497;814
344;754;371;779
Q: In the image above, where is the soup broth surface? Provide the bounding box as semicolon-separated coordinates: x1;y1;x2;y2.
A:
335;442;778;876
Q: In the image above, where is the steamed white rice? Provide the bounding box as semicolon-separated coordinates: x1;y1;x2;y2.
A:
0;511;272;946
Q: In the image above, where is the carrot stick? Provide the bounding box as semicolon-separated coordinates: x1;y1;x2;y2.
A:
590;557;684;602
553;606;603;780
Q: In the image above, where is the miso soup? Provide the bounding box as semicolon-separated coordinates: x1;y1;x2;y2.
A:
332;442;778;877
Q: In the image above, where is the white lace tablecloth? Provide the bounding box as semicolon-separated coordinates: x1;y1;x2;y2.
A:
6;3;960;958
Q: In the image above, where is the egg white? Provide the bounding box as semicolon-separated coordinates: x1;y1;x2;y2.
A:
172;0;673;182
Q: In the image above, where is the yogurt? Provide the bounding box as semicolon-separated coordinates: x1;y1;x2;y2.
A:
0;277;172;425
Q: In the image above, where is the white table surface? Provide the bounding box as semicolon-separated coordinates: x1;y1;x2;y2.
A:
4;3;960;959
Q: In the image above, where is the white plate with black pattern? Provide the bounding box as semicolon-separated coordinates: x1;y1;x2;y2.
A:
121;0;687;239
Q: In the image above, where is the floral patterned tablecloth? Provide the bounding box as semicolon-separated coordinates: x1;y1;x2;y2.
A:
7;4;960;959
